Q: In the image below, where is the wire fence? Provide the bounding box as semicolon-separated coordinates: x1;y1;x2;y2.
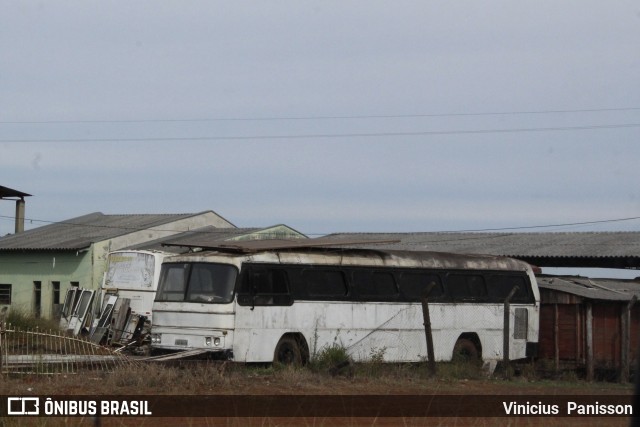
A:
0;323;136;375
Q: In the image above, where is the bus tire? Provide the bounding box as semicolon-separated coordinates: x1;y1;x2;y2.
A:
274;336;303;366
453;338;480;362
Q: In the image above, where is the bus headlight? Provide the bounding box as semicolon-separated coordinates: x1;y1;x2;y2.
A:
151;334;162;344
205;337;222;347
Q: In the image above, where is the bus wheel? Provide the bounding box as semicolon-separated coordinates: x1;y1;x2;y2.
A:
453;338;480;363
274;336;303;366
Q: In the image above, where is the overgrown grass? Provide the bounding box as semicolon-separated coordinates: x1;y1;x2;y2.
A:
0;314;627;391
4;310;61;331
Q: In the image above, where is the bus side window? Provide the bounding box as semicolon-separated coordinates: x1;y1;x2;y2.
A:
240;268;292;306
487;274;530;303
352;270;398;301
446;273;487;301
398;272;443;302
303;269;348;299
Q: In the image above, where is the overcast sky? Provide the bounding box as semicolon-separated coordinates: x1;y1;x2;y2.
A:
1;2;639;240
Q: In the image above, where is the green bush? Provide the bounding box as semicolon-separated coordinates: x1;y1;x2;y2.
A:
310;343;351;372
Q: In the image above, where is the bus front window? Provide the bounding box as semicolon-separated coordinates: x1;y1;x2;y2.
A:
156;263;189;302
186;264;237;303
156;263;237;303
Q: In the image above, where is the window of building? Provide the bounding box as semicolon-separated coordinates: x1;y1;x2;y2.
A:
34;281;42;318
52;282;61;305
0;284;12;304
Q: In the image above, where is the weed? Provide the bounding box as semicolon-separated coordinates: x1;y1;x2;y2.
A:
358;346;387;377
310;343;352;373
4;310;61;331
369;346;387;364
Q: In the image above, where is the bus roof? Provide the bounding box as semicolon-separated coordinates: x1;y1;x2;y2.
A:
161;236;400;253
164;246;531;272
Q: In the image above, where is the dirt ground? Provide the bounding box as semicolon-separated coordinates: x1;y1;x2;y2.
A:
1;362;635;427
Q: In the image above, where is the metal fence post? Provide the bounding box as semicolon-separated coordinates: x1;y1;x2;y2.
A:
503;286;519;379
421;282;437;376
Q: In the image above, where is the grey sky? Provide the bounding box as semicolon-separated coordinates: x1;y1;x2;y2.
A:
1;2;639;239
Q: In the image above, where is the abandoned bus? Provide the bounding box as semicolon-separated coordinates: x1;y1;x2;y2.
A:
91;250;173;345
102;250;168;321
150;248;539;364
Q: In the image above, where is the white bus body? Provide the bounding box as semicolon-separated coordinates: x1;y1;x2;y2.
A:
102;250;168;321
151;249;540;364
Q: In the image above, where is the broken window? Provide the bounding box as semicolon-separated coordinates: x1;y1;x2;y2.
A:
61;287;77;318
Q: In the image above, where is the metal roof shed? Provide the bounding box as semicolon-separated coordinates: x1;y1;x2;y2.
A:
536;275;640;382
324;231;640;269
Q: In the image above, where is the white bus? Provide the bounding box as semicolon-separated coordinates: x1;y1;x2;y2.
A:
94;250;170;344
150;248;539;365
102;250;168;321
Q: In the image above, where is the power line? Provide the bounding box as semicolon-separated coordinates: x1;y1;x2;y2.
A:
412;216;640;233
1;214;639;237
2;107;640;124
2;123;640;143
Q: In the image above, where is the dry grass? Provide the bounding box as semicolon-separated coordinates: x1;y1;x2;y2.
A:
0;359;633;396
0;362;633;427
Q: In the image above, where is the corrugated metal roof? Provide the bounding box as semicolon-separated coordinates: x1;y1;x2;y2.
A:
0;212;214;251
162;236;398;253
537;275;640;302
123;225;308;252
323;232;640;268
126;227;267;252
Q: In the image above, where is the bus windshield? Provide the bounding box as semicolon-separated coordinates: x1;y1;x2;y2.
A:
155;262;238;303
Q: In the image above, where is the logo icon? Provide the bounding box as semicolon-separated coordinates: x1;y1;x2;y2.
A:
7;397;40;415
